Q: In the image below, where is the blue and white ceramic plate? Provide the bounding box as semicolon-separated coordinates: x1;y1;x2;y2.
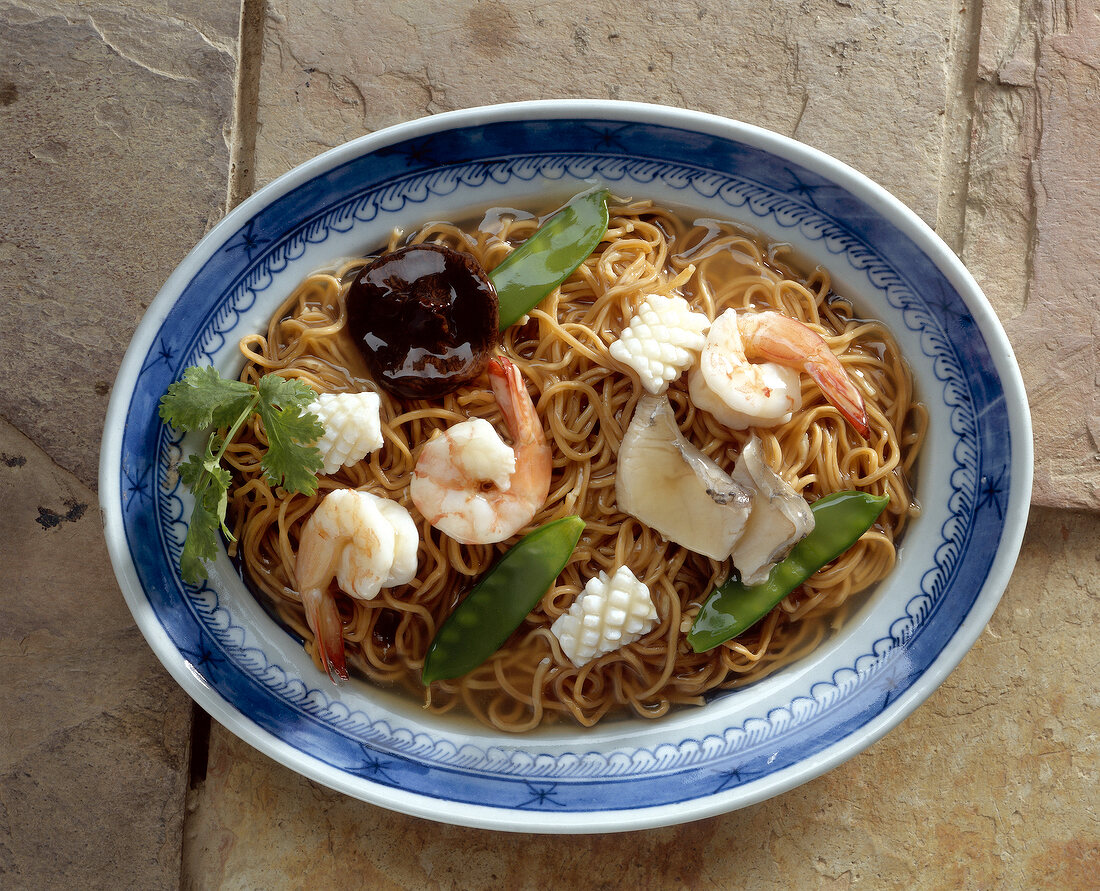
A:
100;101;1032;832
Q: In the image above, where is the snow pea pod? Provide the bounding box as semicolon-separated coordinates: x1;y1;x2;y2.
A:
421;516;585;684
489;188;610;331
688;491;889;653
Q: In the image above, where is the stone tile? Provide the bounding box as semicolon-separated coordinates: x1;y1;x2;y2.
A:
0;1;238;884
963;0;1100;509
0;0;237;491
181;507;1099;889
254;0;958;226
0;417;192;889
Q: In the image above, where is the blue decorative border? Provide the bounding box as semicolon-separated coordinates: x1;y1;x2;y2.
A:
117;118;1012;813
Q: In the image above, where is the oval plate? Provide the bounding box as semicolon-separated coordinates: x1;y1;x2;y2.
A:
100;100;1032;832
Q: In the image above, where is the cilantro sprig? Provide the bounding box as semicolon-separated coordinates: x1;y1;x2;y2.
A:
159;366;324;584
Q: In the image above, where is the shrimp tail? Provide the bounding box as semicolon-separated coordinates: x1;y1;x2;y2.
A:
489;355;545;444
302;586;349;683
741;311;871;439
487;356;522;436
804;363;870;439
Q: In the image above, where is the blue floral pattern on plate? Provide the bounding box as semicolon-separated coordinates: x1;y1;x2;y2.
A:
103;106;1029;830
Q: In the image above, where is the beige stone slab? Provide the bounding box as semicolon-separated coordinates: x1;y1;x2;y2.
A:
181;506;1099;889
254;0;957;226
0;0;237;491
0;417;193;888
964;0;1100;509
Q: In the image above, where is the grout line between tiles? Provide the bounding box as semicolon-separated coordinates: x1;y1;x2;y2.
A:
936;0;985;256
227;0;265;211
187;703;213;790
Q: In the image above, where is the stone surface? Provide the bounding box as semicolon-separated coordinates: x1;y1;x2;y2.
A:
4;0;1098;885
180;507;1099;888
963;0;1100;509
254;0;958;226
0;0;237;492
0;418;193;889
0;0;237;885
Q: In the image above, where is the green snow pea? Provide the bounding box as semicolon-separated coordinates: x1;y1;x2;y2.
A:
421;516;585;684
687;491;890;653
489;188;610;331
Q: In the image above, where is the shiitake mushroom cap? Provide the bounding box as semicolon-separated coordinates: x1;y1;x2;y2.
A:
346;244;499;399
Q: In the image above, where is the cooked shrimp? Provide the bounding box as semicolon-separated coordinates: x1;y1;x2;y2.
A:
295;488;418;682
688;309;870;438
410;356;552;545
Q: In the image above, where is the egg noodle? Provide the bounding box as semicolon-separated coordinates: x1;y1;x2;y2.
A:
225;199;927;732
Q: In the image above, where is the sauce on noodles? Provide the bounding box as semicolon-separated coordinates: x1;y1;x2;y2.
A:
224;198;926;732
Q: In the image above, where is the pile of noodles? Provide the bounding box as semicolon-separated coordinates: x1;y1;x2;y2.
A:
224;199;926;732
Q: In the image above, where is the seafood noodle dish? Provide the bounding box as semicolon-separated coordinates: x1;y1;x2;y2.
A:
159;189;927;732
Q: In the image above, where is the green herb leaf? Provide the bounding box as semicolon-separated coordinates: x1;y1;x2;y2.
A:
255;372;322;413
177;437;236;583
178;452;210;491
163;367;325;584
254;375;324;493
159;365;255;431
179;482;226;585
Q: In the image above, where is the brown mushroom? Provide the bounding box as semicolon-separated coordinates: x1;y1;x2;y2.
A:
345;244;499;399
